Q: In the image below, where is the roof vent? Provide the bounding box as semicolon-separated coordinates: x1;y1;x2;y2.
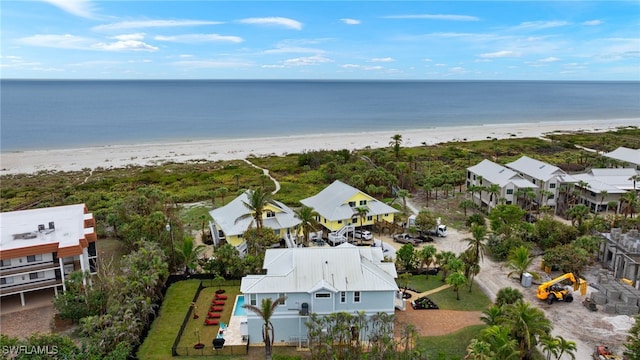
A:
13;232;38;240
38;224;45;231
49;222;55;230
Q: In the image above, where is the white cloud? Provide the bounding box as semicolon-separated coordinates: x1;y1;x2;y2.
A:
512;21;570;31
340;64;384;71
179;54;193;58
93;38;158;52
42;0;97;19
450;66;466;73
479;50;522;58
582;20;602;26
113;33;146;41
93;20;222;32
263;46;325;54
172;59;253;68
370;57;395;62
423;58;432;62
19;34;94;49
538;57;560;63
155;34;243;43
283;55;332;66
384;14;479;21
238;17;302;30
341;18;361;25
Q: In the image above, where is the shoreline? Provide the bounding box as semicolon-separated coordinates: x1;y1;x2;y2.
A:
1;118;637;175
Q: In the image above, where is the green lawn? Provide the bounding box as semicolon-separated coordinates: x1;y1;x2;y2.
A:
401;274;492;311
418;324;486;359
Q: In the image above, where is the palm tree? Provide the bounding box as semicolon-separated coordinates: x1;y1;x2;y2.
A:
236;188;273;230
480;305;503;326
504;246;534;282
436;251;458;282
501;300;552;359
243;296;287;360
354;206;369;244
480;325;520;360
555;335;577;360
540;335;559;360
459;199;475;217
216;186;229;205
567;204;590;226
396;189;410;214
598;190;608;213
417;244;437;275
620;191;638;218
465;338;495;360
465;224;487;291
446;271;467;300
389;134;402;160
294;206;320;247
175;237;205;275
487;184;501;209
495;287;524;307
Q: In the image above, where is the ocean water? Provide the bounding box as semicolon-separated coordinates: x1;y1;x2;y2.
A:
1;80;639;152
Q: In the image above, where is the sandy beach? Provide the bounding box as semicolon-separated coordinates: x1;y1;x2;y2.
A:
1;118;637;175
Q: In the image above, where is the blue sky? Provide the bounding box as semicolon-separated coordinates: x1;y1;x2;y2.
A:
1;1;639;80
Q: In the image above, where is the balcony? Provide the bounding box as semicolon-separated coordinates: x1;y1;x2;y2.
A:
0;262;59;277
0;278;62;297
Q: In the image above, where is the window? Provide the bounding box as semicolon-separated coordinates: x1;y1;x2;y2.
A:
278;293;286;305
266;211;275;218
348;201;356;208
353;291;361;303
467;171;471;179
359;200;367;206
29;272;44;280
340;292;346;303
351;217;358;224
473;174;476;180
367;216;373;221
273;229;280;236
338;220;342;224
0;259;10;267
27;254;42;263
549;194;555;200
0;277;13;285
250;294;257;306
532;179;537;184
549;183;556;189
315;292;331;298
506;201;512;205
506;189;514;195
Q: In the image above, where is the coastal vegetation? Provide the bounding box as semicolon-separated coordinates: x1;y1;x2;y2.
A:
1;127;639;359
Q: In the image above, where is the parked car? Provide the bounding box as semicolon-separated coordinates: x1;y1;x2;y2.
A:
354;230;373;240
416;234;435;243
393;233;418;245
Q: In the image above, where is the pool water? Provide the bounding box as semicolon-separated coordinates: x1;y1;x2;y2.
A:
233;295;246;316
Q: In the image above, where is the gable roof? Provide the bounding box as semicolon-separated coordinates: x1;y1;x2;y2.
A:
240;243;398;294
209;190;300;236
299;180;398;221
603;147;640;166
506;156;573;182
573;168;640;193
468;159;537;188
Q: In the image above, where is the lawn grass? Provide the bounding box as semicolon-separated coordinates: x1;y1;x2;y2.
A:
417;324;486;359
400;274;492;311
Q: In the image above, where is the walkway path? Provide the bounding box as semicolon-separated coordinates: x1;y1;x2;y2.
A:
242;159;280;194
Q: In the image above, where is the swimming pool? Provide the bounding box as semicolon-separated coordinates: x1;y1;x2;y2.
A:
233;295;246;316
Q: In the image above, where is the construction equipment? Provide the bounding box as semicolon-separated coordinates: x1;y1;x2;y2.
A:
583;298;598;311
536;272;587;305
592;345;622;360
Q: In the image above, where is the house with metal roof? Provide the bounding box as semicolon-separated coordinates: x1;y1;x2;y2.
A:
299;180;398;245
602;147;640;170
239;243;399;347
505;156;577;210
572;168;640;212
208;190;301;254
0;204;97;308
466;159;537;210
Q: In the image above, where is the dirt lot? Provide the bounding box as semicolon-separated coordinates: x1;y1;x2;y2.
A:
387;195;635;360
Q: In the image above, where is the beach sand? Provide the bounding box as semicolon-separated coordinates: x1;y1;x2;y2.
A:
1;119;637;175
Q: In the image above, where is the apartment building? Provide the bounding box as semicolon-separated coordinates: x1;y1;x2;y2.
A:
0;204;98;307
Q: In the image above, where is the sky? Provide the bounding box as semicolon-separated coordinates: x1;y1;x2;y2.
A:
1;1;639;80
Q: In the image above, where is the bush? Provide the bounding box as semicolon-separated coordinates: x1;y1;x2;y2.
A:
487;235;529;261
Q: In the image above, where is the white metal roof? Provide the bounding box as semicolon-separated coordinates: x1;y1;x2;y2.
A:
299;180;398;221
209;190;301;236
506;156;569;182
468;159;537;188
603;147;640;166
573;168;640;193
0;204;90;251
240;243;398;294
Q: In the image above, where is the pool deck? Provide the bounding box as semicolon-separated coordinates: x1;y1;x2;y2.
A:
224;314;248;346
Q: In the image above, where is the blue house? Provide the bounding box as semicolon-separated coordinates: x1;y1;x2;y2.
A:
239;243;399;347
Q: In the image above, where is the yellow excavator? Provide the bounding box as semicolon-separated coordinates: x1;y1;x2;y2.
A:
536;272;587;305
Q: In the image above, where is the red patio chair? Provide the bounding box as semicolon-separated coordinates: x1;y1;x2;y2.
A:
207;312;221;318
215;293;228;300
212;300;225;306
210;306;224;312
204;319;219;326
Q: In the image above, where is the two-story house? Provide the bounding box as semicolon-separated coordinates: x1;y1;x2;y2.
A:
239;243;398;346
300;180;397;245
572;168;639;213
466;159;537;211
209;190;302;254
505;156;577;211
602;147;640;170
0;204;98;308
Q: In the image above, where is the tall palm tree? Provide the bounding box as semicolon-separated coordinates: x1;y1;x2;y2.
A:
175;237;205;275
465;224;487;291
446;271;467;300
567;204;590;226
354;206;369;244
459;199;475;217
417;244;437;275
480;325;520;360
501;300;552;359
598;190;609;213
487;184;501;209
243;296;286;360
389;134;403;160
294;205;320;247
540;335;560;360
480;305;503;326
504;246;534;282
396;189;410;214
236;188;274;230
555;335;577;360
620;191;638;218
